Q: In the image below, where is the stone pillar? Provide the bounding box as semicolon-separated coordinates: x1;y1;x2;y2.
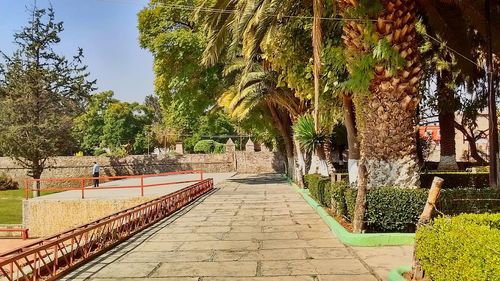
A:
225;138;236;153
261;144;270;152
245;139;255;152
175;142;184;154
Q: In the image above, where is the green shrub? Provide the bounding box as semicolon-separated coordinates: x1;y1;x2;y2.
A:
193;140;215;154
93;148;107;156
304;174;330;206
0;173;19;190
213;142;226;154
344;188;357;221
438;188;500;215
416;213;500;281
364;188;428;232
420;172;489;189
330;181;349;216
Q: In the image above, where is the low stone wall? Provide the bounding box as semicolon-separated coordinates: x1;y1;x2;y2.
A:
23;197;155;237
0;152;285;188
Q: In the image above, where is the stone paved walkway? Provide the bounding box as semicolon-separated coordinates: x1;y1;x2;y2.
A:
62;174;411;281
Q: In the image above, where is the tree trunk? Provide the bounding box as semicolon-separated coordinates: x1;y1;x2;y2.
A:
32;168;42;198
412;177;444;280
267;102;296;180
343;94;360;184
324;136;336;181
340;0;422;188
308;145;329;176
352;160;367;233
294;137;306;187
437;71;458;171
312;0;323;132
454;121;488;165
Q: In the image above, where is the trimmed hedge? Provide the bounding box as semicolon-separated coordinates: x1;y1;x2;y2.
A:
304;174;500;232
416;213;500;281
193;140;225;154
420;172;489;189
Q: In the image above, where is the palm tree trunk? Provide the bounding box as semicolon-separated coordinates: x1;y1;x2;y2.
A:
437;70;458;170
340;0;422;188
324;137;336;181
312;0;323;132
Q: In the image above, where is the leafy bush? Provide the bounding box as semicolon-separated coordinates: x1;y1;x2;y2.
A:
330;180;349;216
194;140;215;154
214;142;226;154
304;174;330;206
363;188;428;232
303;176;500;232
420;172;489;189
0;173;19;190
93;148;107;156
437;188;500;215
416;213;500;281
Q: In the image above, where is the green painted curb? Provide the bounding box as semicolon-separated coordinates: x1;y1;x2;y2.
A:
387;265;412;281
283;174;415;246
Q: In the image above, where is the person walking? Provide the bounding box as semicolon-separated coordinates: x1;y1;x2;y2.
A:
92;161;100;187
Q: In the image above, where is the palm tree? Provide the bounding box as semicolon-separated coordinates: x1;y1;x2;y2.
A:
338;0;422;188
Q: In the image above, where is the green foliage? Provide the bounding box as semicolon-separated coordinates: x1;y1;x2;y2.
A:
304;176;500;232
363;188;428;232
304;174;331;207
438;188;500;215
73;91;116;154
74;91;154;155
193;140;216;154
420;172;489;189
293;115;326;153
0;173;19;190
416;213;500;281
0;6;95;178
214;142;225;154
93;148;107;156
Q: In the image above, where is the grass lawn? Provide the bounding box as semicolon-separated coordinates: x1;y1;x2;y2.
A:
0;189;60;224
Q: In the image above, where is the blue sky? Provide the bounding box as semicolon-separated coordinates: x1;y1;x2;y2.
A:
0;0;154;103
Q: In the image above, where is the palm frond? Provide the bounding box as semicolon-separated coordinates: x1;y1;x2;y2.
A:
293;114;326;153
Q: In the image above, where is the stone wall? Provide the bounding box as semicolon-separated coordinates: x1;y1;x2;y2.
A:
0;152;285;188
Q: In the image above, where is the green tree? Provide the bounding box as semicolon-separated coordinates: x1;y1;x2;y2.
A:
73;91;117;154
101;102;153;154
0;6;94;195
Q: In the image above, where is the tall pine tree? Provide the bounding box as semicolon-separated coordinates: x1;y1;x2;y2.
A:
0;6;95;195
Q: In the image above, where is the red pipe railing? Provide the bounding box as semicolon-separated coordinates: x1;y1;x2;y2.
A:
1;178;214;281
24;170;205;199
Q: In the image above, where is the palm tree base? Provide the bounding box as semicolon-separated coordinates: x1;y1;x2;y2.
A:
365;157;420;188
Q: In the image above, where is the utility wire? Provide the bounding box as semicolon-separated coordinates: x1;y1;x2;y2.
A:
95;0;488;72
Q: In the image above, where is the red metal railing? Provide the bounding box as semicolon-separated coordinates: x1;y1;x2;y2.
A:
0;178;213;281
24;170;205;199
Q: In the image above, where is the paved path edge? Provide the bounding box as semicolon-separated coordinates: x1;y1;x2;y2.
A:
283;174;416;247
387;265;412;281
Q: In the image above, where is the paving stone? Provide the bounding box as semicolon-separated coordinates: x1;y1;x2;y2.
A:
305;248;353;259
204;277;315;281
317;275;378;281
93;262;159;278
119;250;213;262
151;261;257;277
213;249;307;261
179;240;259;251
261;259;369;276
297;231;335;239
194;226;231;233
223;231;298;241
261;239;343;249
134;241;183;251
148;232;224;242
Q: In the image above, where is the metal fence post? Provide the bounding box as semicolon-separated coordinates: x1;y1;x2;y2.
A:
141;176;144;197
81;179;85;199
